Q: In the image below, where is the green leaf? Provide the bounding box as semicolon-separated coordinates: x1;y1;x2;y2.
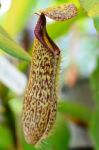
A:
90;59;99;102
0;26;13;40
54;0;80;5
0;125;13;148
1;0;36;36
58;101;92;123
94;17;99;32
80;0;99;17
90;105;99;150
8;98;22;115
47;8;86;39
0;31;31;61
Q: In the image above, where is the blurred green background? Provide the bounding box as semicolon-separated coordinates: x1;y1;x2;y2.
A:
0;0;99;150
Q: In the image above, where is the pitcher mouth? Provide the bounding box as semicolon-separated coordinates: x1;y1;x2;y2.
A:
34;13;60;56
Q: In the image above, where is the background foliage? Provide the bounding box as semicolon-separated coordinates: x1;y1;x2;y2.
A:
0;0;99;150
